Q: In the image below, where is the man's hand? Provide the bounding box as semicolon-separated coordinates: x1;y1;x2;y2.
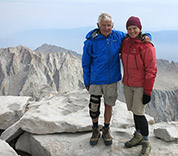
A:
142;35;151;42
86;86;89;91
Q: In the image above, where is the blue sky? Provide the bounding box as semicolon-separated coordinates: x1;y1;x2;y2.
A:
0;0;178;61
1;0;178;35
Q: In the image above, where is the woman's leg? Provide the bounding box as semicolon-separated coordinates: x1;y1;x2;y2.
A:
134;114;149;139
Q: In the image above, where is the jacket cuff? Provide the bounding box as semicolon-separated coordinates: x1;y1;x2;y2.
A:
144;78;155;96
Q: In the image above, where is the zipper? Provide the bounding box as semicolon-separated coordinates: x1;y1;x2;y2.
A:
126;52;129;86
126;40;132;86
126;40;133;86
135;55;139;70
106;38;111;83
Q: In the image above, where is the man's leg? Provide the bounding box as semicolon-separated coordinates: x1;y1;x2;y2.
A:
92;117;99;130
102;83;117;146
92;118;99;126
102;103;113;145
89;95;101;145
104;103;112;124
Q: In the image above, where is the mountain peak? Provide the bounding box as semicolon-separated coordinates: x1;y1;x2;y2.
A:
34;43;81;57
34;43;68;53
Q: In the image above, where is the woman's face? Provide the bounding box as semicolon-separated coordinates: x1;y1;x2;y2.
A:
127;25;141;38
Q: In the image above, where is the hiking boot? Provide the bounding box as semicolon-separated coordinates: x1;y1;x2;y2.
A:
139;140;151;156
125;131;143;148
90;127;100;145
102;127;112;146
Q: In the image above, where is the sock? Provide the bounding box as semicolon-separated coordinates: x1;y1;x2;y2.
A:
104;123;110;128
143;135;149;141
136;129;141;133
93;122;98;128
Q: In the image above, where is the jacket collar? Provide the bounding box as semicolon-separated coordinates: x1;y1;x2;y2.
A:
86;28;114;40
128;37;143;43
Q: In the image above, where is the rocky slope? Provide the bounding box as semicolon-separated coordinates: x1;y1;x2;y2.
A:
145;59;178;122
0;45;84;100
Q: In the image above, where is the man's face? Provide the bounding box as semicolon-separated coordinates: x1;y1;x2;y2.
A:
97;19;113;37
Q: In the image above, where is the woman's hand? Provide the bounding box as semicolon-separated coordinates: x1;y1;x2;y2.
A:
142;94;151;104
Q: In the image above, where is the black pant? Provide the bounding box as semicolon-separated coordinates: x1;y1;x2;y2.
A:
134;114;149;136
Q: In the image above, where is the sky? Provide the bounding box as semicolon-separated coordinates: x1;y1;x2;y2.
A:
1;0;178;34
0;0;178;61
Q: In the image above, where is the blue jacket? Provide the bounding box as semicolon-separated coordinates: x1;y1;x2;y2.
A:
82;28;126;87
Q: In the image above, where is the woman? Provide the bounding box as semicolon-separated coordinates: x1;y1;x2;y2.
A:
121;16;157;156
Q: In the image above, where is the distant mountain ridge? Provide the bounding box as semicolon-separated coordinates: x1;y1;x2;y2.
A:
151;30;178;43
0;27;177;61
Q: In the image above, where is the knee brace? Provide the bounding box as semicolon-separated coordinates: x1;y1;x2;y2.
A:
89;95;102;119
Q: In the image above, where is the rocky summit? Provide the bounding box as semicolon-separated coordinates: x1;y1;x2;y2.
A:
0;44;178;156
0;89;178;156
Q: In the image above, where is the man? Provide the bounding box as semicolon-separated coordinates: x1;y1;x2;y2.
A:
82;13;150;146
82;12;125;146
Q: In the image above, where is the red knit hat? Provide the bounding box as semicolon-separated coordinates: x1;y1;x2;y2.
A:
126;16;142;30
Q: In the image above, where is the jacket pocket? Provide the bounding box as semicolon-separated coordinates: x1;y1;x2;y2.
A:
127;54;139;70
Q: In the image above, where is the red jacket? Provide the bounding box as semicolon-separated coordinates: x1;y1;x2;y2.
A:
121;37;157;95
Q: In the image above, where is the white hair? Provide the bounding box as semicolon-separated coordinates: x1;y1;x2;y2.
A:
98;12;114;25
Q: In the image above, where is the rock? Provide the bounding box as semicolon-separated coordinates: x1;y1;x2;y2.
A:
0;139;19;156
0;90;178;156
15;133;32;155
0;96;31;130
19;90;92;134
1;120;23;143
154;122;178;142
18;89;154;134
15;127;178;156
